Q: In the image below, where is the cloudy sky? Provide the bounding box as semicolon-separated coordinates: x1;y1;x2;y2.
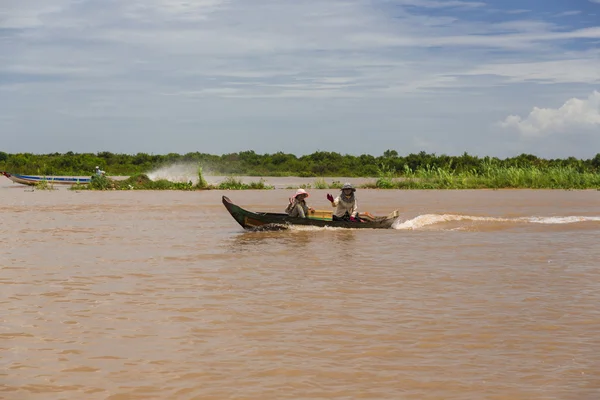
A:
1;0;599;158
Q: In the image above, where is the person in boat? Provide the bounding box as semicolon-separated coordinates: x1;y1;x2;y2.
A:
94;166;105;176
327;183;362;222
285;188;314;218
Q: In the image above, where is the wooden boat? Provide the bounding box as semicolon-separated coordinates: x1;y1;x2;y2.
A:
222;196;399;230
1;171;91;186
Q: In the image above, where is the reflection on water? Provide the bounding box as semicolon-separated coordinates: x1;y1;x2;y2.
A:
1;188;600;399
228;229;358;254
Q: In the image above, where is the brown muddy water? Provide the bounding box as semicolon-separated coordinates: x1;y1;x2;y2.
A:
1;178;600;400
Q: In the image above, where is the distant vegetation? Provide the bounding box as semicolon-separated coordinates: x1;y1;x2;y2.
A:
368;163;600;190
2;150;600;189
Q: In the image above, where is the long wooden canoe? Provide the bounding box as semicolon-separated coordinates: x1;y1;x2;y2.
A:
222;196;399;230
1;172;91;186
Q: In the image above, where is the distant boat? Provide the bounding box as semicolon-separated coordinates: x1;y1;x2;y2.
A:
1;172;92;186
222;195;399;230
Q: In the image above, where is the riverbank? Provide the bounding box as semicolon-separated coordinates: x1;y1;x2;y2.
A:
2;171;599;191
75;166;600;190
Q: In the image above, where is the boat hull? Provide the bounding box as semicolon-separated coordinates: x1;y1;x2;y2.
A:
222;196;398;230
1;172;91;186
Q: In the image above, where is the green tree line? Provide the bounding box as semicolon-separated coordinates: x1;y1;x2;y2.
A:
1;150;599;177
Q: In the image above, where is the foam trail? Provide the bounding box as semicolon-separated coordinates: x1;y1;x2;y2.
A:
524;216;600;224
392;214;509;230
393;214;600;230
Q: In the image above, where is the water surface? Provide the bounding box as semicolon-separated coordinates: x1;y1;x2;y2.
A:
1;180;599;399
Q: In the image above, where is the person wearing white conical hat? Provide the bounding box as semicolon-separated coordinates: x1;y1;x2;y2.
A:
285;188;314;218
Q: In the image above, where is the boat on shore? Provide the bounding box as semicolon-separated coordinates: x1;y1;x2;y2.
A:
222;196;399;230
1;172;92;186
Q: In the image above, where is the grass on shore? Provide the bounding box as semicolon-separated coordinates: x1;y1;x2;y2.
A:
366;164;600;189
34;178;56;191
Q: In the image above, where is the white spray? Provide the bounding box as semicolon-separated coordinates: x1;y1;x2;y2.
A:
146;162;212;184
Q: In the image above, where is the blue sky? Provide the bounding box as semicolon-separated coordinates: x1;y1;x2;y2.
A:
1;0;599;157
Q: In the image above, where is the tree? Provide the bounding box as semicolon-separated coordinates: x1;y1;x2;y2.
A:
591;153;600;170
383;149;398;158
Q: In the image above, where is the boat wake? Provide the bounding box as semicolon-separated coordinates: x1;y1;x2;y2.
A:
248;224;290;232
238;215;600;232
288;225;350;231
392;214;600;230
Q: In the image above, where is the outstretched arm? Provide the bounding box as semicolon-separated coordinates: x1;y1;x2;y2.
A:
326;193;337;207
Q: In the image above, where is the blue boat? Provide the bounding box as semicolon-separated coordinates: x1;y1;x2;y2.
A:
1;171;92;186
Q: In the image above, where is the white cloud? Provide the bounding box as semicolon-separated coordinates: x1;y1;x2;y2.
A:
0;0;72;28
392;0;485;8
491;20;557;33
3;1;600;88
462;55;600;84
500;91;600;137
556;11;582;17
502;9;530;14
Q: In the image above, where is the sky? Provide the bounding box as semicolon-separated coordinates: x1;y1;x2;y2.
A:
1;0;599;158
